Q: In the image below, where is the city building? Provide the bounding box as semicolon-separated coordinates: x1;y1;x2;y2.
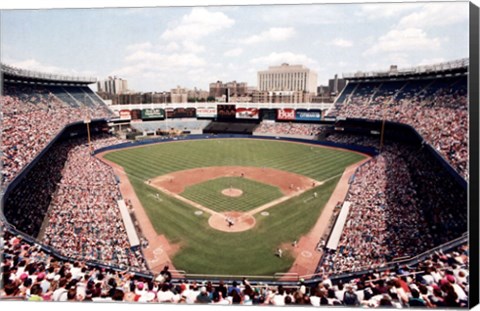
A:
328;74;347;96
257;63;318;94
252;90;313;103
97;76;129;95
209;80;248;101
187;87;209;102
170;86;188;103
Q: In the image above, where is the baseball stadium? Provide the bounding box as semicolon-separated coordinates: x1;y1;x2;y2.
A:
0;2;477;309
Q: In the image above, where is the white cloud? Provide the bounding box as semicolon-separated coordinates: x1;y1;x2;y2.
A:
397;3;468;29
250;52;318;68
331;38;353;48
161;8;234;41
223;48;243;57
126;42;152;51
181;41;206;53
243;27;295;45
364;28;441;56
164;42;180;52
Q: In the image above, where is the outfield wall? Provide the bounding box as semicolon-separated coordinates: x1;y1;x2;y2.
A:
93;134;378;157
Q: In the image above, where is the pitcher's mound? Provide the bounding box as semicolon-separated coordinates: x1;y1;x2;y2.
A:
208;211;256;232
221;188;243;197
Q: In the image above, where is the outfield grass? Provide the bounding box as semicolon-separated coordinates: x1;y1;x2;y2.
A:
181;177;283;213
104;139;366;275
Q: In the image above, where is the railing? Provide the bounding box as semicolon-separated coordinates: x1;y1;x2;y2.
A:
1;63;97;83
107;102;335;113
343;58;469;79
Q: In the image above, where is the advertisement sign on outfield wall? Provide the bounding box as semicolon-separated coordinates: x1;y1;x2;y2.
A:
119;110;131;120
260;109;276;120
141;108;165;120
165;107;174;118
217;104;236;120
295;109;322;121
172;108;196;118
277;108;296;120
130;109;142;120
236;108;259;119
196;107;217;118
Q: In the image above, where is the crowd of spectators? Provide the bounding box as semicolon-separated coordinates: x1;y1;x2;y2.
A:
319;134;467;275
324;133;381;149
331;75;468;179
1;228;469;307
2;139;70;237
41;135;146;269
2;131;144;270
255;122;327;137
1;83;113;186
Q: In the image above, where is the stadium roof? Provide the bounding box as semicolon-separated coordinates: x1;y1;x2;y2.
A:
342;58;468;81
1;63;97;84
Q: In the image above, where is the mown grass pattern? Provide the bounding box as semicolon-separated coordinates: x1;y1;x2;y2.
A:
105;139;366;275
180;177;283;213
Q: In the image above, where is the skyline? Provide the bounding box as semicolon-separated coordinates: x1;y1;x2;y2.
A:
1;1;470;92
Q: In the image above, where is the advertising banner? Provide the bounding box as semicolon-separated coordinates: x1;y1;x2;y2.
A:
277;108;296;120
130;109;142;120
165;107;174;118
119;110;131;120
295;109;322;121
217;104;236;120
172;107;196;118
196;107;217;118
235;107;259;119
260;109;276;120
141;108;165;120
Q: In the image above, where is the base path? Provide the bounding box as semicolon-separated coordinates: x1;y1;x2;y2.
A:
149;166;320;232
284;157;371;278
96;154;182;277
149;166;319;196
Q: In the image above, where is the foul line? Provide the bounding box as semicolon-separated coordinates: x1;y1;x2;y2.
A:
147;171;346;220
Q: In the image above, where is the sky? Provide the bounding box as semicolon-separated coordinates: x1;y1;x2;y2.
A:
0;0;471;93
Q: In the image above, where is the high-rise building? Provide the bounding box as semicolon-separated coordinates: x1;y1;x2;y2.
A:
209;81;248;100
187;87;209;101
97;76;129;95
252;90;313;103
328;74;346;95
257;63;317;94
170;86;188;103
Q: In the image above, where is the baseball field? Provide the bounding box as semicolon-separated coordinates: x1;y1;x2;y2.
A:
103;138;366;275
